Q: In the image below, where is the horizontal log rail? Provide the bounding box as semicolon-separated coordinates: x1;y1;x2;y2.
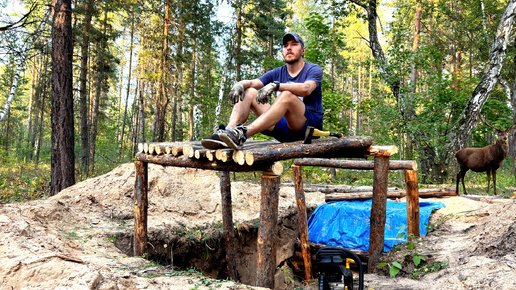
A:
135;152;283;175
325;187;456;201
294;158;415;170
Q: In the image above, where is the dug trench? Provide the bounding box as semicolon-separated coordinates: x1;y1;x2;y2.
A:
114;206;320;287
3;163;516;289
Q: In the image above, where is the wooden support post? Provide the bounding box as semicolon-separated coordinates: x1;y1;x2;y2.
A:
134;160;148;257
256;174;280;289
219;171;239;281
405;169;420;239
368;155;389;273
292;165;313;284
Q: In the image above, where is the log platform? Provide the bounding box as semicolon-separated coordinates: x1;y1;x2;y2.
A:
134;137;404;288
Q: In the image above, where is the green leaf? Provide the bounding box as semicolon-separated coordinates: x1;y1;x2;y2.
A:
390;265;401;277
392;261;402;269
407;242;415;250
413;255;426;267
379;262;388;267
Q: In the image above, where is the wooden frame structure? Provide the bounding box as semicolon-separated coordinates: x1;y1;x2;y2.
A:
292;156;419;280
133;137;409;288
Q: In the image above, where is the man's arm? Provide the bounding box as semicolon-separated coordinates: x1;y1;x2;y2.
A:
228;79;265;104
277;81;317;97
238;79;265;90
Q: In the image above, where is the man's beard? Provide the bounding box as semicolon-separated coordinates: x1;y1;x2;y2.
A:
284;55;301;64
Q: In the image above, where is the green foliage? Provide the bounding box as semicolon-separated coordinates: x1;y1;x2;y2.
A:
379;261;402;277
0;161;49;203
380;234;448;279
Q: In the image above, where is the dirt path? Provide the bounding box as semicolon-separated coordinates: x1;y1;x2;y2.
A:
0;163;515;289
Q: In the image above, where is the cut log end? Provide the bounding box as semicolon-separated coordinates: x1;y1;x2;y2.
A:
245;152;255;166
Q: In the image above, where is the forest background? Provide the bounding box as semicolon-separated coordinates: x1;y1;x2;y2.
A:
2;0;516;200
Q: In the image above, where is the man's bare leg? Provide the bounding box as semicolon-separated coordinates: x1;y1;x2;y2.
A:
227;88;270;128
219;91;307;149
246;91;306;137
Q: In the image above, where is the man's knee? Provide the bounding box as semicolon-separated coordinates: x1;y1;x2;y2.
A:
276;91;301;104
244;87;258;99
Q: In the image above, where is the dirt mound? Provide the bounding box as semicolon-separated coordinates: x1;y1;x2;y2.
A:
1;163;516;289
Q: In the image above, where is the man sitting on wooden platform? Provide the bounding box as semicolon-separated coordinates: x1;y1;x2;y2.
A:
201;32;324;150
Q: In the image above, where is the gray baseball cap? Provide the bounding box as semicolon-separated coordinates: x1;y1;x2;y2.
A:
282;32;305;47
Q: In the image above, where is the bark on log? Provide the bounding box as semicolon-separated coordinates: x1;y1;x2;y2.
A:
245;137;373;165
135;153;283;175
219;171;239;281
405;169;420;239
325;187;456;201
294;158;416;170
256;174;280;289
368;156;389;273
292;165;313;284
134;160;148;256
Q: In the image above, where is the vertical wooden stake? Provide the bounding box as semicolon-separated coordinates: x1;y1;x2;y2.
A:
405;169;420;239
134;160;148;257
368;155;389;273
256;174;280;289
219;171;239;281
292;165;313;284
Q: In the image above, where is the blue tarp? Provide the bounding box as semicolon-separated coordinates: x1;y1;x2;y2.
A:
307;200;445;252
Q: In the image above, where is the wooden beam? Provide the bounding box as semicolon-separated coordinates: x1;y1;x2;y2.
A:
256;174;280;289
244;137;374;165
405;169;420;239
135;153;283;175
134;160;148;257
292;165;313;284
368;155;389;273
324;187;456;201
219;171;239;281
294;158;416;170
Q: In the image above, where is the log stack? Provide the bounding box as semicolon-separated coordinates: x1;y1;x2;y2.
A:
136;137;376;175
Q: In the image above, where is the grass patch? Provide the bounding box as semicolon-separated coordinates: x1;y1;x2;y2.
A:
0;162;50;203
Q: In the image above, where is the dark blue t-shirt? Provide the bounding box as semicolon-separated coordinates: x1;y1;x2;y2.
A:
258;62;324;115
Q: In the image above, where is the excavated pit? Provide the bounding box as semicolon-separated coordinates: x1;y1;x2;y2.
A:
115;206;316;287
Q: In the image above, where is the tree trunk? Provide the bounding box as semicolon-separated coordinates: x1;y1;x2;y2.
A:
510;41;516;183
25;60;36;145
157;0;170;142
89;6;108;174
79;0;92;175
119;11;135;160
138;79;146;144
189;24;197;141
51;0;75;195
235;3;242;81
35;71;48;166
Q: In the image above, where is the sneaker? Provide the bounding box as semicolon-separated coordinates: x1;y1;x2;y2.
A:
219;124;248;149
201;125;228;149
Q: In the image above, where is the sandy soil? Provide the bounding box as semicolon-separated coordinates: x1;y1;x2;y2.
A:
0;163;515;289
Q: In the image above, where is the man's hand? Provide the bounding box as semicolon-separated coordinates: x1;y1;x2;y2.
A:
256;82;277;104
228;82;245;104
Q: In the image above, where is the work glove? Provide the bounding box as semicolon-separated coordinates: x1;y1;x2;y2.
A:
256;82;278;105
228;82;245;104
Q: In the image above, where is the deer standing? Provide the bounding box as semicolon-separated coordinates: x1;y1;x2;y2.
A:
455;114;516;195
